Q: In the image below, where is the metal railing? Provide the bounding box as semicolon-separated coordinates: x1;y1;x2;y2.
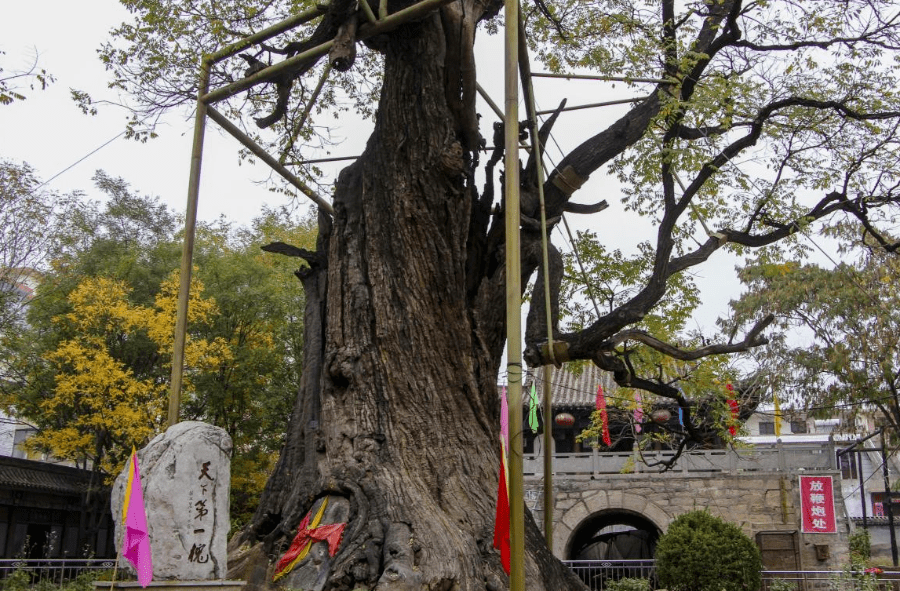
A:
0;558;117;584
560;562;900;591
760;569;900;591
526;443;839;478
563;559;656;590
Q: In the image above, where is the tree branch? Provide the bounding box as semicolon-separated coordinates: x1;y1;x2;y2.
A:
606;314;774;361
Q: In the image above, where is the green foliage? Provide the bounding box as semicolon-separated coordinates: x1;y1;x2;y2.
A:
1;570;102;591
850;529;871;568
0;49;54;105
0;569;30;591
0;171;315;518
728;242;900;435
768;579;799;591
656;510;761;591
606;577;650;591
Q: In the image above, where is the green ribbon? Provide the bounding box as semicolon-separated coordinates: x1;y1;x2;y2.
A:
528;382;539;433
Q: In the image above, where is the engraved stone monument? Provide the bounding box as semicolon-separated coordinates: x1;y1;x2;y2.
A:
112;421;233;582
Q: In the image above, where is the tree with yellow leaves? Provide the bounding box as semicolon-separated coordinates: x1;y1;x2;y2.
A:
25;272;230;475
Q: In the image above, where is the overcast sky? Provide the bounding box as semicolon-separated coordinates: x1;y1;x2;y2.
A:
0;0;762;337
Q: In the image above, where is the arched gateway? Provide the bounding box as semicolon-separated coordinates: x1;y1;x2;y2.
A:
551;491;672;561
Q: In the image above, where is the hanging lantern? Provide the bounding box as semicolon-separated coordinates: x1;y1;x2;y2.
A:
650;409;671;424
555;412;575;427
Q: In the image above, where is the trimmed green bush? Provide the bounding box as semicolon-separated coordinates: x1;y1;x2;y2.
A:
607;578;651;591
655;510;762;591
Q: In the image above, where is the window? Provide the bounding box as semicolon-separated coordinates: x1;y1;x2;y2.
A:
759;422;776;435
790;420;808;434
838;452;858;480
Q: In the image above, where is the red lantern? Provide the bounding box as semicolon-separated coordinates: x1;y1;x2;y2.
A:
651;409;671;424
555;413;575;427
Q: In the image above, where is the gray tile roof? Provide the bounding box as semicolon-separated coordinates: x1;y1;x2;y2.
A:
523;364;619;408
0;456;95;495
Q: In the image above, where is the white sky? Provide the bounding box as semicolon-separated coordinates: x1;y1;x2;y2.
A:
0;0;756;336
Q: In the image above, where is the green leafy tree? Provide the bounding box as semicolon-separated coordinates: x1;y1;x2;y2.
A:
1;171;314;527
656;510;761;591
96;0;900;587
0;49;54;106
0;161;76;348
186;209;317;526
728;242;900;436
20;272;229;474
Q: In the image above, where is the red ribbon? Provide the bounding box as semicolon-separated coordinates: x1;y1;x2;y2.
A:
726;384;739;436
596;385;611;447
274;508;346;578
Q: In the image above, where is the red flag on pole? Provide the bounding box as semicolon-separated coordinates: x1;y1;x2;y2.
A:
726;383;739;436
596;385;611;447
493;444;510;575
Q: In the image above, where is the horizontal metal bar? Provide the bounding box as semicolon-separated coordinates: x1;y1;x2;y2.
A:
532;72;669;84
476;82;504;122
202;0;457;105
536;96;649;115
356;0;457;36
209;7;327;64
202;40;334;104
206;106;334;215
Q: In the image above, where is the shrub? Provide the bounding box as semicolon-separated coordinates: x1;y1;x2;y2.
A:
769;579;799;591
655;510;762;591
607;578;651;591
849;529;871;567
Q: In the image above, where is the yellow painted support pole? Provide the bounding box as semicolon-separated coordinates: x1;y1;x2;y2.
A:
542;366;553;550
169;59;211;427
504;0;525;586
517;5;556;550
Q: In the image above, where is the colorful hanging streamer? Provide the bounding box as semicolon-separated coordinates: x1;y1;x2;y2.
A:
596;385;611;447
122;447;153;588
500;386;509;452
634;392;643;433
726;383;739;437
493;438;510;574
528;382;540;434
494;388;511;575
773;392;782;437
273;497;347;581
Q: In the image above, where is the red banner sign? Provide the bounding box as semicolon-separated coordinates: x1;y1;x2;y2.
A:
799;475;837;533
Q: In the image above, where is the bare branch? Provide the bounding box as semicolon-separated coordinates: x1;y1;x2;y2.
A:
606;314;775;360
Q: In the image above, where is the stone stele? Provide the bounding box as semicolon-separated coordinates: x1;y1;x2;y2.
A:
112;421;232;581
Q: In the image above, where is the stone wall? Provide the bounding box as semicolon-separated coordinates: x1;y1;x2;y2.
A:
526;469;850;570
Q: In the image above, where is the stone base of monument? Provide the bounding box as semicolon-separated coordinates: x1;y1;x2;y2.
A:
93;580;246;591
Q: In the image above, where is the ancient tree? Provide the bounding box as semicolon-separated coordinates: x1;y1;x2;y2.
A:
101;0;900;588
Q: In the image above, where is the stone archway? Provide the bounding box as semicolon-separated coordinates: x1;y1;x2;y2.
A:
552;490;672;560
565;509;660;561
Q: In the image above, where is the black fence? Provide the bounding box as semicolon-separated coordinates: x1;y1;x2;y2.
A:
0;558;117;584
563;560;657;590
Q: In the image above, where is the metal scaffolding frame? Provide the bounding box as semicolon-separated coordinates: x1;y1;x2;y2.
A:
168;2;643;587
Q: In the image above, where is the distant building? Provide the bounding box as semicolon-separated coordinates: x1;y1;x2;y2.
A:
0;456;114;559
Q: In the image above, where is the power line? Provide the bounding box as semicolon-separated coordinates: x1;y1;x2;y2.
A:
33;129;130;192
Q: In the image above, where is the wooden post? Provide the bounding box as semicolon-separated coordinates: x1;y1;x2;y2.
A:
503;0;524;584
168;58;211;428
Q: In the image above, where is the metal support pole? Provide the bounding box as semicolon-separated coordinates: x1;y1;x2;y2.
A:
280;63;333;164
504;0;524;585
858;449;868;530
206;107;334;215
542;366;553;550
881;431;898;566
516;6;556;551
169;59;212;427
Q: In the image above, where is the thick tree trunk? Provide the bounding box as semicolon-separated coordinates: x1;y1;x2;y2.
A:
229;12;584;591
